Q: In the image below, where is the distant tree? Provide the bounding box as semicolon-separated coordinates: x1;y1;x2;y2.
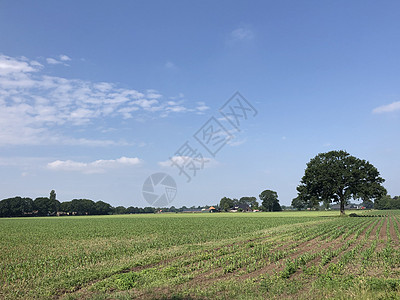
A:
113;206;127;214
126;206;137;214
239;197;259;209
361;199;374;209
297;150;386;215
0;197;34;217
34;197;60;216
232;198;239;207
50;190;56;202
259;190;281;212
143;207;155;213
94;201;113;215
291;196;306;211
393;196;400;209
219;197;234;212
273;201;282;211
67;199;96;215
322;199;331;210
375;195;393;210
60;201;72;213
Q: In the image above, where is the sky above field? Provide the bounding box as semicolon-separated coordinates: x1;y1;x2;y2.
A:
0;0;399;208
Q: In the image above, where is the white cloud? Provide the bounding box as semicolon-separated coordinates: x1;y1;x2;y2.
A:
230;26;254;42
146;89;162;99
59;55;71;61
372;101;400;114
47;156;142;174
0;54;207;146
46;55;71;65
195;101;210;113
166;105;187;113
46;58;63;65
0;54;39;75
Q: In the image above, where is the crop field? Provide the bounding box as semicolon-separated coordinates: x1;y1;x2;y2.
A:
1;210;400;299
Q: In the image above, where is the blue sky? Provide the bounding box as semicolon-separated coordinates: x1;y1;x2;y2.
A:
0;0;399;207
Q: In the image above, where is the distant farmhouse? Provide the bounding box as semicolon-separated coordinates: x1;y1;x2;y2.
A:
230;203;253;212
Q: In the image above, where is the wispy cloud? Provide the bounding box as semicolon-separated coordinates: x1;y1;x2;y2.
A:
372;101;400;114
47;156;142;174
228;138;246;147
46;58;63;65
0;54;208;146
195;101;210;114
229;26;255;42
46;54;71;66
165;61;177;69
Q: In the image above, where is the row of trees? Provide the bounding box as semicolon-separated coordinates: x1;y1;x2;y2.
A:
219;190;282;212
374;195;400;210
0;191;160;217
0;191;236;217
219;196;258;211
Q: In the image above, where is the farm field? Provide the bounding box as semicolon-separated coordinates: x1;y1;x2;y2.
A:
1;211;400;299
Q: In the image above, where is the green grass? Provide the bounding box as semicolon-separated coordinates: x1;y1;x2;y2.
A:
0;210;398;299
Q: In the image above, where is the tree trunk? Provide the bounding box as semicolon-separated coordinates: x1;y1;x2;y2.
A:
340;198;345;216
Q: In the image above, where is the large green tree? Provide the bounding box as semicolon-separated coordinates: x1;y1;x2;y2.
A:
259;190;282;212
297;150;386;215
219;197;234;212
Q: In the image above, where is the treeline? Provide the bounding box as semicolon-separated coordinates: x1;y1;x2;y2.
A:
0;191;160;217
0;188;286;217
0;191;220;218
374;195;400;210
219;190;282;212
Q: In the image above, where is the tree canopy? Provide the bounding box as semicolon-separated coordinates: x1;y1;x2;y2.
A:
374;195;400;210
219;197;234;212
239;197;259;209
297;150;386;215
259;190;282;212
291;196;307;211
34;197;60;216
